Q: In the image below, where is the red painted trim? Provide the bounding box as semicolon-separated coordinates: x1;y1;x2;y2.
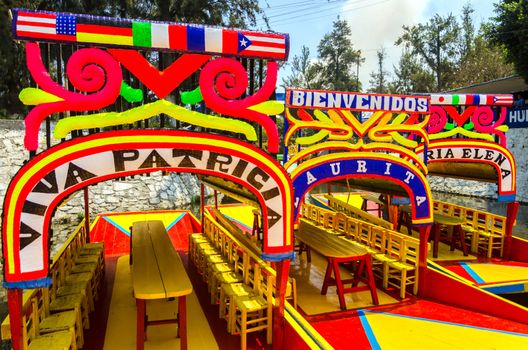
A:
424;267;528;325
510;236;528;262
7;289;23;350
273;260;290;350
504;202;519;260
418;226;431;296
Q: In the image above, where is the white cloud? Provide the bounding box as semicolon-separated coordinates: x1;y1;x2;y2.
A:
341;0;429;90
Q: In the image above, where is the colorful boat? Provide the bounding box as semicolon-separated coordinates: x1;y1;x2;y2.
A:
2;8;528;350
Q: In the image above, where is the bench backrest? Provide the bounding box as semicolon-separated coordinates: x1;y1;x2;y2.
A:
434;200;508;237
325;195;394;229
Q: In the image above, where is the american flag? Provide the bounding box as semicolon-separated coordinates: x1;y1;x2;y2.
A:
15;11;76;41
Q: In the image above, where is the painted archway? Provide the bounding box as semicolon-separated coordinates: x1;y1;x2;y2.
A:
416;140;516;202
2;130;294;286
290;152;433;224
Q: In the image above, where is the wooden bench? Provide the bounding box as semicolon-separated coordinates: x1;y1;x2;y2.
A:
434;200;508;257
2;219;103;348
131;220;192;350
325;195;394;229
300;202;424;299
199;212;296;350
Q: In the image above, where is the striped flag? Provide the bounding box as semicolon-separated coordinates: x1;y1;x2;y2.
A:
431;94;513;106
15;11;76;42
75;17;133;46
239;31;287;58
12;9;289;61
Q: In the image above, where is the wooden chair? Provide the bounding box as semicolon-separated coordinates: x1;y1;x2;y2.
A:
385;239;420;299
209;243;247;304
30;294;82;349
219;261;260;334
476;214;506;258
23;297;75;350
233;270;275;350
189;233;209;264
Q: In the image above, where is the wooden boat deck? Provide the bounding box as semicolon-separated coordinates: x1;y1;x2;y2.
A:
88;210;528;350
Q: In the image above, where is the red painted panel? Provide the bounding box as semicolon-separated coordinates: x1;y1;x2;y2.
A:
510;237;528;262
424;268;528;325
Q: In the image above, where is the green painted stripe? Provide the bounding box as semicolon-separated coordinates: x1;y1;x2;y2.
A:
452;95;459;104
132;22;151;47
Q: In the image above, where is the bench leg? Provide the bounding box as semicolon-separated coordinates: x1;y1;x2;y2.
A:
321;259;333;295
178;296;187;350
365;258;379;305
136;299;145;350
332;259;347;310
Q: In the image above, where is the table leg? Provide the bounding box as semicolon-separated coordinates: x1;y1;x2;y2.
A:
321;259;333;295
352;260;365;287
457;225;468;256
178;296;187;350
433;224;440;258
332;258;347;310
136;299;145;350
364;257;379;305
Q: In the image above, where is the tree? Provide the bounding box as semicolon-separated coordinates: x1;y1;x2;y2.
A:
317;19;362;91
450;35;514;88
459;3;475;59
487;0;528;82
282;46;324;89
368;47;390;93
396;13;460;91
389;49;435;94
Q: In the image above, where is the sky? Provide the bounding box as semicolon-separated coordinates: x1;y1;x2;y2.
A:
256;0;497;91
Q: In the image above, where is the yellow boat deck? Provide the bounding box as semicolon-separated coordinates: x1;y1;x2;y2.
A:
104;256;218;350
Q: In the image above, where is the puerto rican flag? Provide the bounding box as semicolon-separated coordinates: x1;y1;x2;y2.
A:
15;11;76;41
239;31;287;59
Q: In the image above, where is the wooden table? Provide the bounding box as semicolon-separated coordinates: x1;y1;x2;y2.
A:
296;219;379;310
131;220;192;350
399;206;468;258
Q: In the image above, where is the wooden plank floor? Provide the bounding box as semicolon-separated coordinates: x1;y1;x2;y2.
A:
291;249;399;315
103;256;218;350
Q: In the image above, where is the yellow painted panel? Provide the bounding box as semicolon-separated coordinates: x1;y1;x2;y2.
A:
363;311;528;350
103;212;186;234
466;263;528;284
217;205;256;231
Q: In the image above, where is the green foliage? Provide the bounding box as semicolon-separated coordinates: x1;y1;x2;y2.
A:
389;50;435;94
487;0;528;83
396;13;460;91
281;46;324;90
389;3;514;93
317;19;362;91
368;48;390;93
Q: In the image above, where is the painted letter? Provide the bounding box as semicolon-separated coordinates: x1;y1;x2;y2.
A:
306;171;317;185
357;160;367;173
404;170;415;184
330;162;341;175
384;162;392;175
416;196;426;207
